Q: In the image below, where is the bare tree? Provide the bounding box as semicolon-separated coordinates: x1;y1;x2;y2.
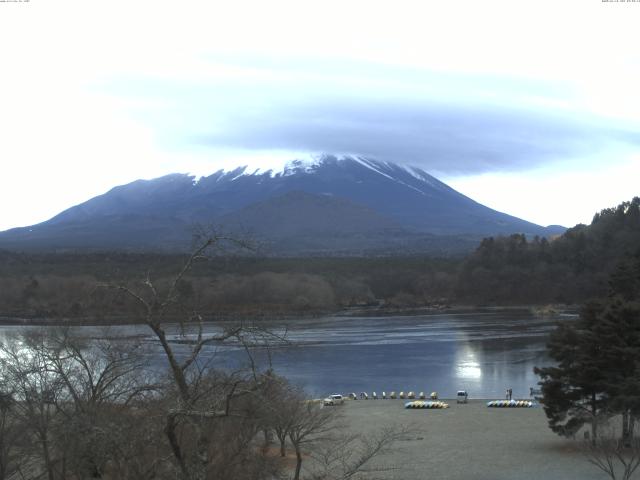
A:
0;387;26;480
41;328;154;479
0;328;160;480
102;231;287;480
0;332;64;480
308;425;412;480
0;231;411;480
259;372;299;458
288;401;339;480
583;420;640;480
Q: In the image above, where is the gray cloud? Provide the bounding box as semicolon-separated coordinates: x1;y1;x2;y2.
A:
108;60;640;175
201;97;635;174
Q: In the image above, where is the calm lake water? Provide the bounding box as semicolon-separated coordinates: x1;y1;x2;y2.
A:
0;309;572;399
245;309;566;399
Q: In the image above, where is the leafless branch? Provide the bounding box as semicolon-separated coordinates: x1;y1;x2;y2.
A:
583;421;640;480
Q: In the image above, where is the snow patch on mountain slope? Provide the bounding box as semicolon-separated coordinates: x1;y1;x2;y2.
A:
203;154;446;197
225;155;325;180
405;166;448;191
352;157;435;196
351;157;395;181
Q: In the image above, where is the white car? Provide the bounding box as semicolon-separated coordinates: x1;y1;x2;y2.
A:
323;394;344;406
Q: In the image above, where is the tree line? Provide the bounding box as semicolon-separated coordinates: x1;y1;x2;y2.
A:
454;197;640;304
1;197;638;321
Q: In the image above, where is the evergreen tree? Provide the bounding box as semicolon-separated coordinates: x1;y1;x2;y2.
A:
536;250;640;443
534;305;609;442
596;252;640;445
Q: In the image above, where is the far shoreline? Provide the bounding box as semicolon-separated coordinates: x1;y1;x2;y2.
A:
0;303;579;327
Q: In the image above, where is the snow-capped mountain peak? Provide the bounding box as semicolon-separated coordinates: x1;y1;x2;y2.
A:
215;154;328;181
0;154;563;254
213;154;447;196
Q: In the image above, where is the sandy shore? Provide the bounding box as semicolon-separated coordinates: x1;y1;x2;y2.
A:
335;399;605;480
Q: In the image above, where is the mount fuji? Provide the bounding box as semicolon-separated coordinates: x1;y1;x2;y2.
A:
0;156;564;255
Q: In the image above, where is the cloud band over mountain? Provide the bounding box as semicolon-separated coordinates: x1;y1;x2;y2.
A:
109;60;640;176
199;96;638;175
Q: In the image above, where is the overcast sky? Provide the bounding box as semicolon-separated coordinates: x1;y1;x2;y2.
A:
1;0;639;231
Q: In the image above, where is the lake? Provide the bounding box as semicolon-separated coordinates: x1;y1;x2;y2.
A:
0;308;571;400
242;309;566;399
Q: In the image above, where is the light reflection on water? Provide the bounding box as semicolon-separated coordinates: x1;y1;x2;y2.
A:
0;309;569;399
456;344;482;380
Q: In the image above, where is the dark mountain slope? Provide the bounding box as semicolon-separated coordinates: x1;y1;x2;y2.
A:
219;190;400;236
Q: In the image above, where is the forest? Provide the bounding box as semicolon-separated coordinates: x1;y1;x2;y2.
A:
0;197;638;322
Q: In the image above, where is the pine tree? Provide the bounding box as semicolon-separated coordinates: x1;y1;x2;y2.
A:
535;250;640;444
534;305;609;442
596;253;640;445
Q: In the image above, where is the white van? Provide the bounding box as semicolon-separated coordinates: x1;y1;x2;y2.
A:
323;394;345;406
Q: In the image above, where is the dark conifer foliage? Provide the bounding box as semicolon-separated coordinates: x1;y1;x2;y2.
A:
457;197;640;304
534;304;609;441
536;249;640;443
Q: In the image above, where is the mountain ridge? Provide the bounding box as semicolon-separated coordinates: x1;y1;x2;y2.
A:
0;155;565;254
